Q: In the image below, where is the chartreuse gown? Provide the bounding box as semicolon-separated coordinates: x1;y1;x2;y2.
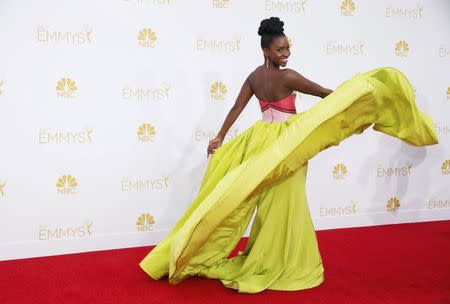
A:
139;67;438;293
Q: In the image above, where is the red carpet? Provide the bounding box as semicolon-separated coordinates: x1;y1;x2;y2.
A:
1;220;449;304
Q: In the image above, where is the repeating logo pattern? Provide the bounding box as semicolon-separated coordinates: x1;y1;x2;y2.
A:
39;128;93;144
340;0;356;16
395;40;409;57
265;0;306;12
326;40;364;55
320;200;357;217
136;213;156;231
122;85;171;101
196;38;240;53
441;160;450;175
428;199;449;209
195;126;239;141
213;0;230;8
121;176;169;191
333;163;347;180
36;25;93;45
138;28;157;48
137;123;157;142
0;180;5;197
385;4;424;19
387;197;400;213
377;162;413;177
39;221;93;240
56;78;77;98
210;81;228;100
56;175;78;194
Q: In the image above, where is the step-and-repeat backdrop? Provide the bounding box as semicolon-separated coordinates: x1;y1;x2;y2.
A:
0;0;449;260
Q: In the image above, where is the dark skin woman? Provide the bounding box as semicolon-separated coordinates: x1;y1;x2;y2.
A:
207;34;333;156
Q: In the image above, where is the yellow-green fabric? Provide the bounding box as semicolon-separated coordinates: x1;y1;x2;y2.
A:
139;67;438;293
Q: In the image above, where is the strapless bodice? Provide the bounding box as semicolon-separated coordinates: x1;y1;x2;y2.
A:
258;94;297;123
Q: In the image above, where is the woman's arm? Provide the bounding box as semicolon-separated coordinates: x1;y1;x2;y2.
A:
217;77;253;139
207;76;254;156
284;69;333;98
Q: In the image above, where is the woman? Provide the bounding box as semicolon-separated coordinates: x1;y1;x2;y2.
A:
139;17;438;293
207;17;332;156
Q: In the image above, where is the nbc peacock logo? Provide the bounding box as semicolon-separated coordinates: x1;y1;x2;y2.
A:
137;123;156;142
395;40;409;57
56;78;77;98
210;82;228;100
441;160;450;175
0;180;5;197
136;213;155;232
332;163;347;180
138;28;157;48
386;197;400;214
213;0;230;8
340;0;356;16
56;175;78;194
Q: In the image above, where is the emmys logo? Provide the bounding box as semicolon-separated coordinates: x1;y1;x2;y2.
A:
441;160;450;175
196;38;240;53
265;0;307;12
56;175;78;194
122;84;171;102
136;213;155;232
138;28;157;48
137;123;156;142
121;176;169;191
210;82;228;100
332;163;347;180
447;87;450;100
287;37;293;48
213;0;230;8
326;41;364;55
0;180;5;197
0;81;3;95
39;221;93;240
439;45;449;58
39;128;93;144
320;200;357;217
385;4;424;19
434;122;450;138
377;162;413;177
395;40;409;57
340;0;355;16
195;126;239;142
387;197;400;214
56;78;77;98
36;25;93;45
428;199;449;209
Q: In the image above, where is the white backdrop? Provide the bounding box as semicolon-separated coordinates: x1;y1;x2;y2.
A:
0;0;449;261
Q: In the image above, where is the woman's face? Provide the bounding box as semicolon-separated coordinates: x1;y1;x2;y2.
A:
265;35;290;67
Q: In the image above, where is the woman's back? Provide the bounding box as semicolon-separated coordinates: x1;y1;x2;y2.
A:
248;66;293;103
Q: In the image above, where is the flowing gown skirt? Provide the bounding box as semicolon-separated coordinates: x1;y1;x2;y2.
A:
139;67;438;293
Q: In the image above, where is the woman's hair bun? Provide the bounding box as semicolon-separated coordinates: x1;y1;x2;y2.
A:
258;17;284;36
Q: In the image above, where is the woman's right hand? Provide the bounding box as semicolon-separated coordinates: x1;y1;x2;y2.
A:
207;136;223;157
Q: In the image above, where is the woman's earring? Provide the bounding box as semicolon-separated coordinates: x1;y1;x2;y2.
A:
266;58;269;68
